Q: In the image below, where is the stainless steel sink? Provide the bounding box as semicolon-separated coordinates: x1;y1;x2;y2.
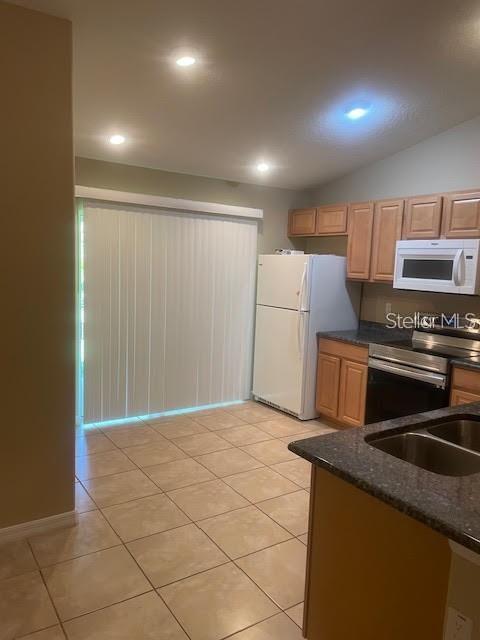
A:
367;431;480;476
427;419;480;453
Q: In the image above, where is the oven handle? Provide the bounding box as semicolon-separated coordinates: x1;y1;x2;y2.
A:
368;358;447;389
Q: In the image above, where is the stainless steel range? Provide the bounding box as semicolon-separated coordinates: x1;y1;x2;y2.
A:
365;319;480;423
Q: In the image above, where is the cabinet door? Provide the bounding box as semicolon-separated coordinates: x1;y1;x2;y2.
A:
338;359;367;427
288;208;317;236
316;204;348;236
370;199;404;282
346;202;374;280
316;353;341;417
403;195;442;239
450;388;480;407
443;191;480;238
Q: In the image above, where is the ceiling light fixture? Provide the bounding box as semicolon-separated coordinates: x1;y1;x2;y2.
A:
176;55;196;67
256;162;270;173
109;134;126;145
345;106;369;120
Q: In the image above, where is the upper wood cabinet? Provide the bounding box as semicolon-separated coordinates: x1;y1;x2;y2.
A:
443;191;480;238
316;204;348;236
288;208;317;236
370;199;404;282
403;195;442;239
346;202;374;280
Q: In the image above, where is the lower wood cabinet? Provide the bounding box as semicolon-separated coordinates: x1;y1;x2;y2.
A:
450;366;480;406
316;338;368;427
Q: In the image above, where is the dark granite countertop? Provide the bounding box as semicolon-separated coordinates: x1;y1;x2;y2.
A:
289;404;480;554
451;357;480;372
317;320;411;347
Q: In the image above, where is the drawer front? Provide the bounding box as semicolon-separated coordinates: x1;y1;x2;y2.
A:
318;338;368;365
451;366;480;393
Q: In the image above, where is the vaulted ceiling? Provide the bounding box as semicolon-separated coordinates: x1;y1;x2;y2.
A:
13;0;480;188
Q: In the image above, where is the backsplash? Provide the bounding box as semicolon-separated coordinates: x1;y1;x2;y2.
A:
361;283;480;323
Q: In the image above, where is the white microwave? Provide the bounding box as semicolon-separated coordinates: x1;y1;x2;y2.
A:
394;239;480;295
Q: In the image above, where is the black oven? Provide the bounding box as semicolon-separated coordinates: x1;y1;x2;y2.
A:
365;359;449;424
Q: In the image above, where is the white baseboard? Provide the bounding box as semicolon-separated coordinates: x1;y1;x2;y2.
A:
0;510;77;543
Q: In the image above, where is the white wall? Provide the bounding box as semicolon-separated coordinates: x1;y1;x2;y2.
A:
309;115;480;204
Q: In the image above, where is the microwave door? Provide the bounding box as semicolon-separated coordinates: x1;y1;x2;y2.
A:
394;250;462;293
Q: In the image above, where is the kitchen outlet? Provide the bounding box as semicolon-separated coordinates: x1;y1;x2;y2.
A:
445;607;473;640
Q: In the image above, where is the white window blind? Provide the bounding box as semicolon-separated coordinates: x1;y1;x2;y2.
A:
82;201;257;423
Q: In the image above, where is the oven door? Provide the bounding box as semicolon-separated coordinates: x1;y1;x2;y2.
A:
365;358;449;424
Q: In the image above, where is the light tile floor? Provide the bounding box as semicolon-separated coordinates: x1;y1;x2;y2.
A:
0;401;337;640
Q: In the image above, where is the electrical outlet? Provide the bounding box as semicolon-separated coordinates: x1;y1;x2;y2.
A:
445;607;473;640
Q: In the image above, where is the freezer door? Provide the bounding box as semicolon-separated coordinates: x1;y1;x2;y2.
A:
256;254;310;311
252;305;307;415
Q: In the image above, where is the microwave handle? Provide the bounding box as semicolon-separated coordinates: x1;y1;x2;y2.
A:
453;249;463;286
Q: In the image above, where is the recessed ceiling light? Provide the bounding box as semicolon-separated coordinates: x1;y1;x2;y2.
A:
256;162;270;173
345;107;369;120
109;134;125;145
176;56;196;67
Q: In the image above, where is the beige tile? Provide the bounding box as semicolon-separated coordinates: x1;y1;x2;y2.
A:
0;571;58;639
29;510;120;567
83;469;160;508
42;546;150;621
123;441;186;467
223;467;299;503
236;539;306;609
286;602;304;627
0;539;36;580
257;491;309;536
17;626;65;640
279;433;319;445
229;612;303;639
226;405;281;423
75;483;96;513
168;479;249;520
189;406;227;417
103;425;164;448
75;433;116;456
102;493;190;542
197;506;291;559
159;563;279;640
195;448;263;477
270;459;312;488
128;523;228;587
144;458;215;491
172;432;232;456
75;449;135;481
63;592;187;640
240;440;297;465
256;418;317;438
194;411;247;431
151;418;208;439
99;418;143;431
298;533;308;545
145;414;200;426
216;424;273;446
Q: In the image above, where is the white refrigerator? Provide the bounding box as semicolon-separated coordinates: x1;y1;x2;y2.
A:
252;254;360;420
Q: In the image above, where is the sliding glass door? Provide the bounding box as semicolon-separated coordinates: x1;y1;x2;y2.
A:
78;200;257;424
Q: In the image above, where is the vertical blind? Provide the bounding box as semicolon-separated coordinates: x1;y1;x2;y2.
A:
82;201;257;423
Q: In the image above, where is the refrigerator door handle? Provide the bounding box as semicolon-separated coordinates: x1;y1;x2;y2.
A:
299;262;308;311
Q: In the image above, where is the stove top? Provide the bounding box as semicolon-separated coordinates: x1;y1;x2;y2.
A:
369;330;480;375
